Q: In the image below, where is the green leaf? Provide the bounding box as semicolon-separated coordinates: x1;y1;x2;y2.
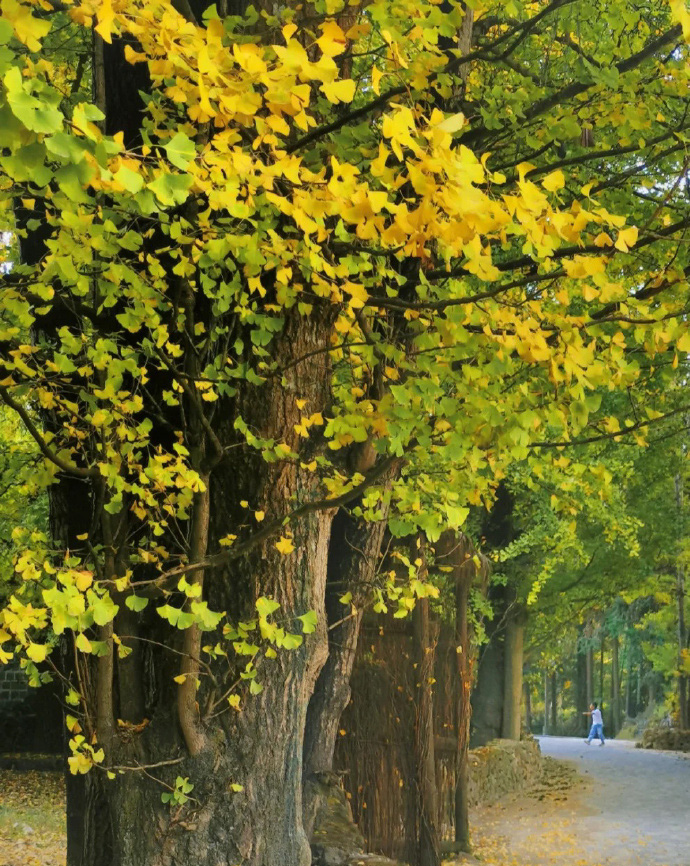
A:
298;610;317;634
256;597;280;618
0;19;13;45
4;67;63;134
164;132;196;170
115;165;144;194
157;604;195;629
280;632;303;650
148;172;192;206
125;594;148;612
90;592;119;626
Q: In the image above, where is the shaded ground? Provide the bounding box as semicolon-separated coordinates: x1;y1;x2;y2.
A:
0;769;64;866
452;736;690;866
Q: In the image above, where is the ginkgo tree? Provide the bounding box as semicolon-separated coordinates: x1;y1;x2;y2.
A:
1;0;690;864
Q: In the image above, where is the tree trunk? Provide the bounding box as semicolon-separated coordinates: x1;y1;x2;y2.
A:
39;3;350;862
586;645;594;709
543;672;549;735
674;473;688;728
576;630;588;732
648;673;657;707
413;596;440;866
549;673;557;733
611;635;621;737
433;531;478;855
523;675;532;735
677;567;688;728
470;586;506;746
65;305;337;866
637;663;642;711
454;552;473;853
501;609;524;739
302;488;396;835
599;636;605;705
625;633;633;719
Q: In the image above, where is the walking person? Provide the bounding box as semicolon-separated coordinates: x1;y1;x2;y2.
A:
584;702;605;746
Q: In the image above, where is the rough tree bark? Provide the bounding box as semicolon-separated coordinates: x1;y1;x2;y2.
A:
675;475;688;728
61;304;337;866
301;470;398;837
413;593;440;866
435;530;484;855
453;547;474;854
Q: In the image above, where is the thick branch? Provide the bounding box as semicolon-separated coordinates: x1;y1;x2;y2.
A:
530;403;690;450
157;454;404;582
0;385;99;478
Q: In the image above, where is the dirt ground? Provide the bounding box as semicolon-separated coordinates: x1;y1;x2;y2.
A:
452;736;690;866
1;737;688;866
0;770;64;866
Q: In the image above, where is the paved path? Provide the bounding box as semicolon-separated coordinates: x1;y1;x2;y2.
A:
466;736;690;866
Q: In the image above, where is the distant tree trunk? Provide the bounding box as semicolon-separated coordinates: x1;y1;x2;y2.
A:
543;672;549;735
599;636;605;704
549;672;557;733
625;634;634;718
586;645;594;708
648;675;657;707
576;629;588;732
414;595;440;866
501;608;524;739
611;635;621;736
677;568;688;728
637;663;643;711
523;675;532;734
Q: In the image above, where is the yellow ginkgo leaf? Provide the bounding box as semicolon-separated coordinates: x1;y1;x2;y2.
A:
75;633;92;653
275;536;295;555
542;169;565;192
320;79;356;104
615;225;639;252
371;64;383;95
316;21;348;57
26;642;48;663
436;112;466;134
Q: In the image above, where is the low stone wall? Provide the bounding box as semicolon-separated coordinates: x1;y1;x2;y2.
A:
467;736;542;806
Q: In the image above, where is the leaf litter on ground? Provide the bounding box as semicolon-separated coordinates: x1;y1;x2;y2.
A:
0;770;65;866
